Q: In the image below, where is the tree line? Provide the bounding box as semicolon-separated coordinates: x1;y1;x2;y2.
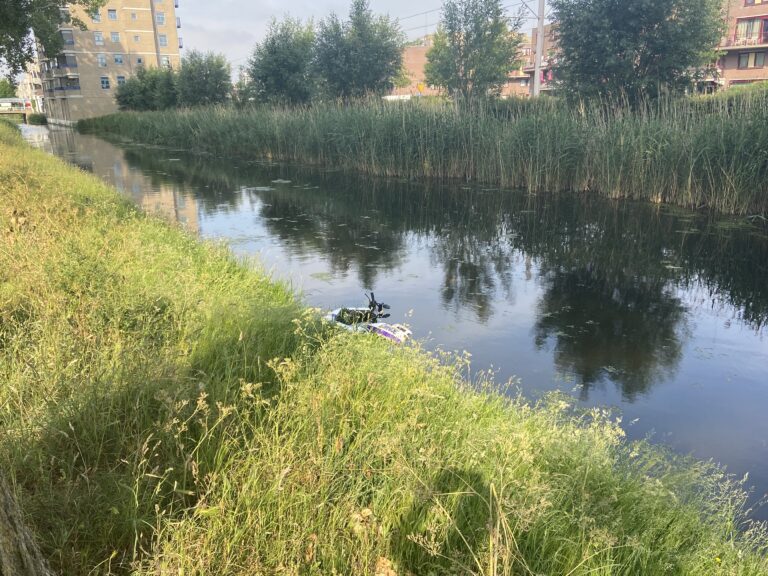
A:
1;0;728;107
112;0;524;110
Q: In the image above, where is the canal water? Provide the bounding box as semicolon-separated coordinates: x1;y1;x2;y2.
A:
23;125;768;519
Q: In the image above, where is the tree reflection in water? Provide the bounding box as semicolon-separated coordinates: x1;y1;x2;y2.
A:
111;143;767;401
534;266;685;400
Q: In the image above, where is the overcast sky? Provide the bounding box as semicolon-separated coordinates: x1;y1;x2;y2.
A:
178;0;542;74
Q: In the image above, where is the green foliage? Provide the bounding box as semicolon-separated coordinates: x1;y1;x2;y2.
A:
550;0;725;102
0;0;104;78
27;112;47;125
0;78;16;97
315;0;404;99
115;67;178;111
425;0;523;99
80;93;768;216
3;121;768;575
177;50;231;107
248;17;316;105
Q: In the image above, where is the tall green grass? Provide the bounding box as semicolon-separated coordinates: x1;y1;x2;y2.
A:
3;121;768;575
79;93;768;215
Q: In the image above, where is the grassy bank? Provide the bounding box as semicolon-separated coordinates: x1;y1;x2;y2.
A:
2;118;768;574
78;93;768;215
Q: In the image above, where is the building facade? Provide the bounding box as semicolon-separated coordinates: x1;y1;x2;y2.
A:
38;0;182;124
719;0;768;87
18;61;45;112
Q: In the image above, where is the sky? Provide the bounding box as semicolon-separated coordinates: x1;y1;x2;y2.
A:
178;0;543;74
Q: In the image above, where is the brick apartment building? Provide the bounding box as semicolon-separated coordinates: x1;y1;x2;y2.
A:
38;0;182;124
719;0;768;87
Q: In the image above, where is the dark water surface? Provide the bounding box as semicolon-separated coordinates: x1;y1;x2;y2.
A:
24;125;768;518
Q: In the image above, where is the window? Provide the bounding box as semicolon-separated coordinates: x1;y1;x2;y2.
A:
739;53;750;68
156;11;165;25
100;76;111;89
738;51;766;68
117;76;126;86
131;12;137;20
97;53;107;67
114;54;124;64
158;34;168;47
111;31;120;42
134;34;141;42
60;30;74;45
136;57;144;65
161;55;171;67
746;0;767;5
55;53;77;68
108;9;117;20
736;18;761;41
94;31;104;45
91;11;101;22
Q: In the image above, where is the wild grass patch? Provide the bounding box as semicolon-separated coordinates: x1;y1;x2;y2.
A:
2;121;768;574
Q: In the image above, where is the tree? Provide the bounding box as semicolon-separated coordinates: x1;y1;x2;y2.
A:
248;17;316;105
0;79;16;97
177;50;231;107
115;67;177;111
550;0;725;102
425;0;523;99
315;0;404;99
0;0;104;78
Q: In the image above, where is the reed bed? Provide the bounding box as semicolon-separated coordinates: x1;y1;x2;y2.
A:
79;92;768;215
2;120;768;575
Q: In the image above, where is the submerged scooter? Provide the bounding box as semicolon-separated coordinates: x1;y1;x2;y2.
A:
324;292;412;344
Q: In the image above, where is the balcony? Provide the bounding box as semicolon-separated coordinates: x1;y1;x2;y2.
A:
720;36;768;49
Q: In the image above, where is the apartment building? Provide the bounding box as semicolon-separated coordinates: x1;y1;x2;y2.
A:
719;0;768;87
18;63;45;112
38;0;182;124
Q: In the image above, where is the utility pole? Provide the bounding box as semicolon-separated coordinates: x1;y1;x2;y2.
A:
533;0;545;97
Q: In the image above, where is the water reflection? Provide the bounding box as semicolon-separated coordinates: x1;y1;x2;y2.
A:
29;129;768;374
27;126;768;517
534;267;685;400
25;126;200;232
63;138;768;399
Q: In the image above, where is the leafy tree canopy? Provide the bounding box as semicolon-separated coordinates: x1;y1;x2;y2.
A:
425;0;523;99
0;0;104;78
0;78;16;97
248;17;316;105
177;50;231;107
550;0;725;102
115;67;177;111
315;0;404;99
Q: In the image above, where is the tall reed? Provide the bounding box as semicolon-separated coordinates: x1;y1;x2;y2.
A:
79;92;768;215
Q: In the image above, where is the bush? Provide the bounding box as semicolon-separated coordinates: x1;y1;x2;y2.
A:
26;113;47;125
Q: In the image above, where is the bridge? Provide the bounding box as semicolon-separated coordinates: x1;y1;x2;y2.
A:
0;99;33;123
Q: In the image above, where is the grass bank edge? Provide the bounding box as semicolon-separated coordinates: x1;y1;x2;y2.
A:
2;121;768;575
